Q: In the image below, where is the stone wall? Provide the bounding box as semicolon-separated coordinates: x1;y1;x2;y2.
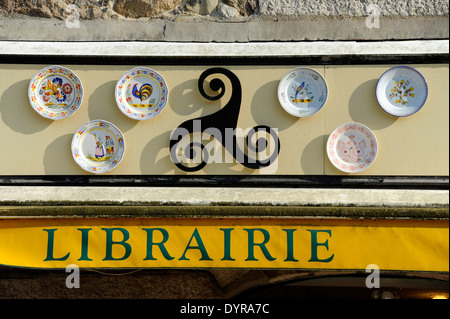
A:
1;0;255;20
0;0;448;42
0;0;448;20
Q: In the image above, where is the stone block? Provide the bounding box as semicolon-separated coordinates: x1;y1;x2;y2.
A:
113;0;183;18
185;0;219;15
218;3;239;19
223;0;258;16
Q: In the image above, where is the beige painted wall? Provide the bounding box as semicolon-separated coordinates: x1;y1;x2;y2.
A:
0;64;448;176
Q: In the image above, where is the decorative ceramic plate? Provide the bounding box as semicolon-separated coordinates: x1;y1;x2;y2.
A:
327;122;378;173
115;67;169;120
72;120;125;174
278;67;328;117
28;65;83;120
376;66;428;117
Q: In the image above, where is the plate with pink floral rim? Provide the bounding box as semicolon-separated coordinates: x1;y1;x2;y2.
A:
376;66;428;117
278;67;328;117
327;122;378;173
72;120;126;174
115;67;169;120
28;65;83;120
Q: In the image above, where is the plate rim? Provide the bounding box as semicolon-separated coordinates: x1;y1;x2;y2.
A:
115;66;169;121
375;65;428;117
277;67;328;118
28;65;84;120
71;119;126;174
326;122;378;174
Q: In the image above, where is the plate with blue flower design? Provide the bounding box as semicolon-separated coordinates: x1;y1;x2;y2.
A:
28;65;83;120
115;67;169;120
71;120;126;174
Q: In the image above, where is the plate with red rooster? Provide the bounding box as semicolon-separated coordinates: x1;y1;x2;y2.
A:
327;122;378;173
28;65;83;120
278;67;328;117
115;67;169;120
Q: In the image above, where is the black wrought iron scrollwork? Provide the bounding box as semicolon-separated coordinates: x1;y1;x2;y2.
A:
170;67;280;172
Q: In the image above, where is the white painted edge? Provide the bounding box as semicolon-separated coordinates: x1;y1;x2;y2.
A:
0;40;448;57
0;186;448;208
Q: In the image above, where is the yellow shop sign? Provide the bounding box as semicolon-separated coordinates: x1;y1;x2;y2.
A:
0;218;448;271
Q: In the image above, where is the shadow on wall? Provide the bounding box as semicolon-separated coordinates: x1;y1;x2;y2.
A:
170;78;223;117
251;80;300;131
348;79;398;129
88;80;138;132
0;80;54;134
140;130;175;175
300;134;327;175
43;133;84;175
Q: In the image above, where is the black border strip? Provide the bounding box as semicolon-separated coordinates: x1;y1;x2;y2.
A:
0;175;448;189
1;53;448;66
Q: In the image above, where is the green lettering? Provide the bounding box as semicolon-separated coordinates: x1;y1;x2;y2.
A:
143;228;174;261
220;228;236;261
282;229;299;262
78;228;93;261
43;229;70;261
244;228;276;261
179;228;213;261
307;229;334;263
102;228;132;261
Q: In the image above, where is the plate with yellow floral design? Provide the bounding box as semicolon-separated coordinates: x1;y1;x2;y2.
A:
72;120;125;174
376;66;428;117
28;65;83;120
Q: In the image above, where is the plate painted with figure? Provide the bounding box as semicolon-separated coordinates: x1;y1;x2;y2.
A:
28;65;83;120
278;67;328;117
327;122;378;173
115;67;169;120
376;66;428;117
72;120;125;174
